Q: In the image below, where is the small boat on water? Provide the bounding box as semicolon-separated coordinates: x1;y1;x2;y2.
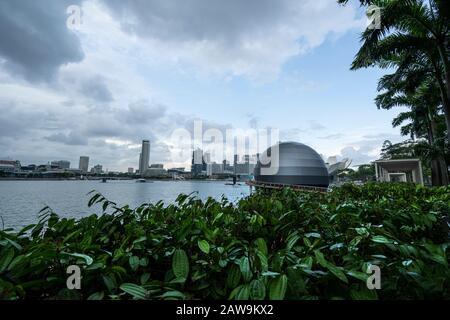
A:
136;178;147;183
101;178;107;183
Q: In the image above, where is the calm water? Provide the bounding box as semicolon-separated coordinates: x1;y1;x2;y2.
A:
0;180;250;229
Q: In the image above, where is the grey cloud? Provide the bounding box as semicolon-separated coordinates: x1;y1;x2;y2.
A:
103;0;288;44
0;1;84;81
119;100;167;125
45;131;88;146
100;0;361;81
80;76;114;103
0;101;50;139
339;146;375;166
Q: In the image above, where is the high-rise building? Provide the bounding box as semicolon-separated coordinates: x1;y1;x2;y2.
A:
191;148;204;176
78;156;89;173
203;152;211;164
128;167;134;174
51;160;70;169
139;140;150;177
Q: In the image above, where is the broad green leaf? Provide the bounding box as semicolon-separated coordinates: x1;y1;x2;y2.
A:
261;271;280;277
347;270;369;282
120;283;147;300
227;264;241;288
371;236;392;244
229;285;250;300
249;279;265;300
254;238;268;256
7;254;26;271
304;232;321;238
160;290;186;300
269;275;287;300
198;240;210;254
0;247;15;272
212;212;224;224
140;273;151;285
314;250;327;268
239;257;252;282
326;264;348;283
5;238;22;251
172;249;189;280
129;256;140;271
87;291;104;300
62;252;93;265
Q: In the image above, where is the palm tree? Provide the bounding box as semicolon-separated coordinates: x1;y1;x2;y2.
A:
371;35;449;184
376;77;449;185
339;0;450;141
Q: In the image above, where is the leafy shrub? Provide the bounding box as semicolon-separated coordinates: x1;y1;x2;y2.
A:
0;183;449;300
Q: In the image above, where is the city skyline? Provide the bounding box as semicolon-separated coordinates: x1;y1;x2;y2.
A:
0;1;406;172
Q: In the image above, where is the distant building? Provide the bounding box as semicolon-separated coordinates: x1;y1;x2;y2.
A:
233;154;256;176
0;160;21;173
127;167;134;174
68;168;82;175
21;164;36;172
374;159;423;184
150;164;164;169
168;167;185;174
139;140;150;177
51;160;70;169
79;156;89;173
144;167;167;177
191;148;204;176
91;164;103;174
0;163;15;174
222;160;234;174
203;152;211;164
206;163;224;176
326;157;352;184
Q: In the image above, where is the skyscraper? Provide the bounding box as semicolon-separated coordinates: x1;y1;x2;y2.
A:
139;140;150;177
78;156;89;173
191;148;204;176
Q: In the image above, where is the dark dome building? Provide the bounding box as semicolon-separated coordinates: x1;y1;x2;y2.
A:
254;142;329;188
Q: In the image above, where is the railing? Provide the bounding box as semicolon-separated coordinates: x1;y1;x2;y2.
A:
245;180;329;193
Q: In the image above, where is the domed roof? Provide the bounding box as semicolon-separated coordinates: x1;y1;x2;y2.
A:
254;142;329;188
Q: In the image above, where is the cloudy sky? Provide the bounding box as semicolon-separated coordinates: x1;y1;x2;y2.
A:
0;0;405;171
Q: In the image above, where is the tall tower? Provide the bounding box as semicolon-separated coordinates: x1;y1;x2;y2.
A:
79;156;89;173
139;140;150;177
191;148;203;176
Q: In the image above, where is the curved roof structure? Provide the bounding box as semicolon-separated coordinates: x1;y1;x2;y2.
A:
254;142;329;188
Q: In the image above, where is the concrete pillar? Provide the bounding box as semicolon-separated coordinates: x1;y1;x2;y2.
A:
417;160;424;185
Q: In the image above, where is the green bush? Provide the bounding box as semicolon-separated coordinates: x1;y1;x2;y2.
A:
0;183;449;300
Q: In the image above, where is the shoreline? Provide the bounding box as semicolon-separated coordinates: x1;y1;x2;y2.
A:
0;177;235;182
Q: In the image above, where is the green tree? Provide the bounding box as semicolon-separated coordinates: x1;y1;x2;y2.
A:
377;79;449;185
339;0;450;141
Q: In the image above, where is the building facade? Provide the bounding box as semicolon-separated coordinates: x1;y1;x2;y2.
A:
139;140;150;177
374;159;423;185
91;164;103;174
79;156;89;173
51;160;70;169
